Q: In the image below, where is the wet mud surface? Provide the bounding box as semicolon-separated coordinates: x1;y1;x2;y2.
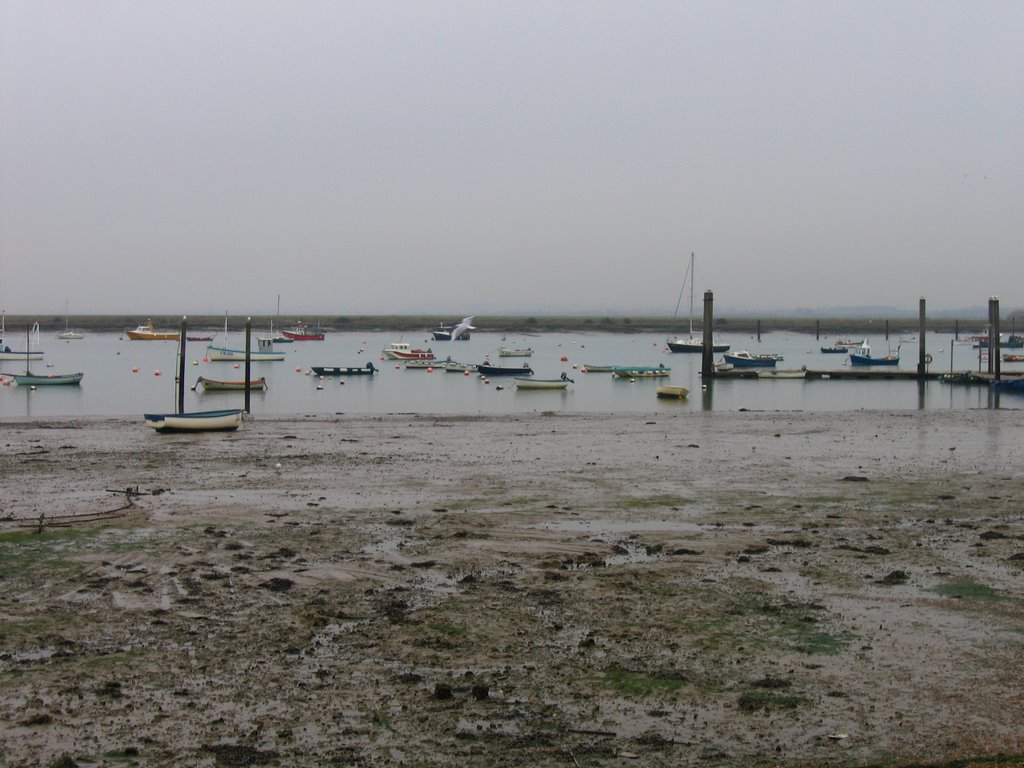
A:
1;410;1023;766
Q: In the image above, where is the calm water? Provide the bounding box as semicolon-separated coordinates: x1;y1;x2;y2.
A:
0;329;1019;418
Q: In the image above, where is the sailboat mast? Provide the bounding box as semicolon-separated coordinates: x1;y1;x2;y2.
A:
688;252;695;336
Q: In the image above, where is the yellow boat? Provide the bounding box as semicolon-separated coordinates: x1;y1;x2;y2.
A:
125;319;179;341
656;385;689;399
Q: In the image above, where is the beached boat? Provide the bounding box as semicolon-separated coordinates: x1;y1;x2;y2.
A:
193;376;267;391
655;384;689;399
281;321;324;341
722;351;780;368
145;408;244;432
382;342;435;360
207;337;286;362
612;365;671;379
126;319;178;341
311;363;378;376
499;347;533;357
477;362;533;376
666;253;730;354
515;373;572;390
849;344;900;366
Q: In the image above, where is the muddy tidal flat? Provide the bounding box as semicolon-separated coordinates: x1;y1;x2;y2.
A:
2;410;1023;767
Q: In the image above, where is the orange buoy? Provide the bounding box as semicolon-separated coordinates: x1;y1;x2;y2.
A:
154;370;161;376
131;367;140;373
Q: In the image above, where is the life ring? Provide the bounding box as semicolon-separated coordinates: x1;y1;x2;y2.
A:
924;353;934;364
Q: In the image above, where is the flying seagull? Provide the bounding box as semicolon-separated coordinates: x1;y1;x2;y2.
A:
451;316;475;341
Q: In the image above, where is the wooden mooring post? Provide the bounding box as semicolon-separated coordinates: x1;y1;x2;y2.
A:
701;290;715;378
177;317;187;414
917;297;927;379
244;316;252;413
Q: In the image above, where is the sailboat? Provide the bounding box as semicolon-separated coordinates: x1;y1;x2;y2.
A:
666;253;729;354
0;316;45;361
56;301;84;340
260;295;294;343
206;312;286;362
13;323;83;386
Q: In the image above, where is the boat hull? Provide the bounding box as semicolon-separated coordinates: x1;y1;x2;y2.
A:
206;346;286;362
849;354;899;366
195;377;267;391
666;338;729;353
311;363;377;376
477;363;533;376
144;409;243;432
14;372;83;386
281;330;324;341
656;385;689;399
514;377;568;390
0;350;44;361
499;348;533;357
723;353;778;368
612;366;671;378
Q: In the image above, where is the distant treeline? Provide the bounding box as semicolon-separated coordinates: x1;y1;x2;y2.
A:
7;313;1020;336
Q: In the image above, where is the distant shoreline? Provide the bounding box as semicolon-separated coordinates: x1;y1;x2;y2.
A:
1;313;1010;336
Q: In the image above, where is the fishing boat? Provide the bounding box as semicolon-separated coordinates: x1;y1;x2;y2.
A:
581;364;617;373
431;321;472;341
722;351;780;368
655;384;689;399
477;362;533;376
499;347;533;357
56;301;84;340
612;365;671;378
206;338;286;362
382;342;435;360
666;253;729;353
193;376;268;391
145;409;244;432
206;314;285;361
281;321;324;341
515;373;572;390
849;344;900;366
310;363;378;376
126;319;179;341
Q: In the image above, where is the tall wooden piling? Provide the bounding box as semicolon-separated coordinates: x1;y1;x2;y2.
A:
701;290;715;377
917;298;927;379
177;317;187;414
815;320;820;340
244;317;252;413
756;319;761;342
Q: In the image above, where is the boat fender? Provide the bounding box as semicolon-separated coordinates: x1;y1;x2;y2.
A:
924;353;934;364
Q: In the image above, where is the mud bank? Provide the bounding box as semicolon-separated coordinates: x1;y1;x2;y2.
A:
2;410;1023;767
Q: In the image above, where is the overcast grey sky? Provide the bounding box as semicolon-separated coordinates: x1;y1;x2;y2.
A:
1;1;1021;317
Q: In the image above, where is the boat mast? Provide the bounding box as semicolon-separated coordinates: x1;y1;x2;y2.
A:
688;252;695;336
